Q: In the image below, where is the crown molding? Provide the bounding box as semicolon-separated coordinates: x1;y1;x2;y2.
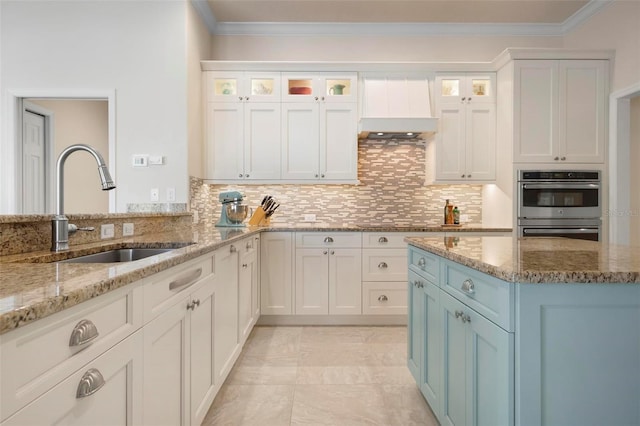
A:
192;0;614;37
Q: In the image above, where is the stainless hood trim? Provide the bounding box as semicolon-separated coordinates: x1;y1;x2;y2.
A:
358;117;438;139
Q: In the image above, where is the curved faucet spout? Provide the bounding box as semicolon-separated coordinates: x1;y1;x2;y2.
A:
52;144;116;251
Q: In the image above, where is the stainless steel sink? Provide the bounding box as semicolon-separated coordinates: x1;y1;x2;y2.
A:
59;248;177;263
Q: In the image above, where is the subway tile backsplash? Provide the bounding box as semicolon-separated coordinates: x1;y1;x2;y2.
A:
190;139;483;226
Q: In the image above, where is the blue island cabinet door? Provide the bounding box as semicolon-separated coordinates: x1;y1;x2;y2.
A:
421;278;441;419
407;270;424;383
440;292;468;426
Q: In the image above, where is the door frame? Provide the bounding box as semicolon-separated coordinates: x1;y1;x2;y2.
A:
609;82;640;244
3;89;117;214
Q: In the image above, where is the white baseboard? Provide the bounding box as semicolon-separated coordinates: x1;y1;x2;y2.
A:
256;314;407;326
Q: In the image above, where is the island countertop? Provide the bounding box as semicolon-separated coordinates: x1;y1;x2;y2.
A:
406;235;640;284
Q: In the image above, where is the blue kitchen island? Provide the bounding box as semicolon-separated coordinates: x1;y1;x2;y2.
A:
406;235;640;426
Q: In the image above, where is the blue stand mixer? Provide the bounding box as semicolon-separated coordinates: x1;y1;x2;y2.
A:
216;190;250;227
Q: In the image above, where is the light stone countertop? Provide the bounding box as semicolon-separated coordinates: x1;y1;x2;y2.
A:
407;235;640;284
0;224;510;335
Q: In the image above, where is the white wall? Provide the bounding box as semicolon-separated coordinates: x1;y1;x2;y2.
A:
630;96;640;245
563;0;640;93
1;0;189;212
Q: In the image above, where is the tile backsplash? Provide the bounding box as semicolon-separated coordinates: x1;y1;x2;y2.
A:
190;139;483;226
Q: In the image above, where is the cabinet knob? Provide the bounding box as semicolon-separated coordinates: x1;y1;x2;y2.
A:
467;97;472;103
314;96;319;101
378;236;388;243
417;257;426;267
315;174;319;178
461;174;466;178
378;295;388;302
455;310;463;319
76;368;106;399
330;250;335;255
378;262;388;269
239;173;243;178
467;174;471;178
554;157;559;161
462;314;471;323
242;263;248;268
321;174;325;178
461;97;466;102
246;241;252;250
69;319;99;347
244;96;249;101
324;236;334;243
561;156;566;161
230;245;237;253
461;278;475;295
238;96;243;101
245;174;250;178
323;250;328;255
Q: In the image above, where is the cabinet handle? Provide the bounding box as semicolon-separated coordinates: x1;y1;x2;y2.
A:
76;368;105;399
187;300;195;310
242;263;248;268
467;97;472;103
561;156;566;161
315;174;319;178
378;295;388;302
554;156;559;161
461;279;475;295
245;174;250;178
324;236;334;243
461;97;466;102
461;174;466;178
417;257;426;267
467;174;471;178
323;250;328;255
238;96;243;101
169;268;203;291
321;174;325;178
455;310;463;319
330;250;335;255
246;241;252;250
378;236;388;243
413;280;419;287
244;96;249;101
378;262;388;269
314;96;319;101
462;314;471;323
239;173;243;178
230;245;237;253
69;319;99;347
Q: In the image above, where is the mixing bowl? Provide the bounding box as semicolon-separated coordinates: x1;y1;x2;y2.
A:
226;203;250;224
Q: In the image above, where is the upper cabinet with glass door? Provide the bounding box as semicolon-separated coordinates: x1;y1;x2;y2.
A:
436;74;495;105
206;72;281;103
281;73;358;103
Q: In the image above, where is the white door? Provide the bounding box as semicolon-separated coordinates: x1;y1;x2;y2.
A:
328;248;362;314
260;232;293;315
465;103;496;181
22;109;47;213
295;248;329;314
206;102;244;180
281;103;320;180
436;104;466;181
321;103;358;180
244;102;281;179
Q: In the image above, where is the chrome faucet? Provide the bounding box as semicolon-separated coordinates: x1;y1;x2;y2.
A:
51;144;116;251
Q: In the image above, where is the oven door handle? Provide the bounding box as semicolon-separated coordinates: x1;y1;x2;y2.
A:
523;228;597;235
521;183;600;190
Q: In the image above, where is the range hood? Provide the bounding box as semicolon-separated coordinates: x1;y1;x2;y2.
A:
358;76;438;139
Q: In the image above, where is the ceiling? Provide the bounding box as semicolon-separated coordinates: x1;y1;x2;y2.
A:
197;0;611;36
206;0;590;24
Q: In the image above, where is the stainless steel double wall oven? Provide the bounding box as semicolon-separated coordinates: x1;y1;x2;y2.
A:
518;170;602;241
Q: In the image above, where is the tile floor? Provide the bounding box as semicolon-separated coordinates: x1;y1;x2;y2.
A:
202;326;438;426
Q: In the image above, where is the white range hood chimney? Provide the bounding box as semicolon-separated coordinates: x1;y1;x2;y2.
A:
358;75;438;139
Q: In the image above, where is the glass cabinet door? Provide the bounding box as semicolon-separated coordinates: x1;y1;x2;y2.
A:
436;74;495;104
246;73;281;102
207;72;281;103
281;73;357;102
207;72;242;103
321;73;357;103
282;73;316;101
465;75;494;103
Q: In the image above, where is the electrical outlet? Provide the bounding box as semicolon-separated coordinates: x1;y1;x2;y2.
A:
303;214;316;222
101;224;115;239
123;223;134;236
193;210;199;224
166;187;175;202
150;188;159;202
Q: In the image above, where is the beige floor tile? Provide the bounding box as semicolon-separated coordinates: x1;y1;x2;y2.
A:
298;342;407;367
299;326;366;345
359;326;408;344
237;326;302;367
291;384;388;425
296;366;415;385
379;385;439;426
227;365;298;385
202;384;295;426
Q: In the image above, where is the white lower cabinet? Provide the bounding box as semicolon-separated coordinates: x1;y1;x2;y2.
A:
260;232;294;315
142;256;217;426
3;330;143;426
238;235;260;345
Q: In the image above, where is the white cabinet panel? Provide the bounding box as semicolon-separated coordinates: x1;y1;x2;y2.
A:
282;103;320;180
328;248;362;315
295;248;330;315
260;232;294;315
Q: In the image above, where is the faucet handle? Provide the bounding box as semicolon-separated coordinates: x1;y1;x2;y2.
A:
68;224;95;234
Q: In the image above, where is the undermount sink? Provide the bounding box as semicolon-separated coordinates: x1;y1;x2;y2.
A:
58;248;178;264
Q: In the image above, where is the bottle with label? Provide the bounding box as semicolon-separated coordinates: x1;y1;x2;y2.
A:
453;206;460;225
444;199;454;225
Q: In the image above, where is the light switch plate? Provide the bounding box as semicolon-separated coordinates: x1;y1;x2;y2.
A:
101;224;115;239
123;223;134;236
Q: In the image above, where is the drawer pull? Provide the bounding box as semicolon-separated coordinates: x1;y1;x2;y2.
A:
246;241;252;250
378;262;388;269
417;257;426;267
242;263;248;268
187;299;201;310
378;295;388;302
461;279;475;295
414;281;424;289
455;310;463;319
76;368;105;399
378;237;388;243
69;319;99;347
169;268;203;291
324;236;334;243
462;314;471;323
230;245;237;253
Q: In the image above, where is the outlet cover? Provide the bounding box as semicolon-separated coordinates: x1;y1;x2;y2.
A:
101;224;115;239
303;214;316;222
166;187;175;202
150;188;159;202
123;223;134;236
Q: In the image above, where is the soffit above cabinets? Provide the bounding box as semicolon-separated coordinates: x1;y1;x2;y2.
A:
195;0;613;36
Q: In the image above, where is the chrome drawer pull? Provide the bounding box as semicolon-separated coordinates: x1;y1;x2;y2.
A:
69;319;99;347
378;295;388;302
169;268;203;291
230;245;237;253
378;262;388;269
417;258;426;267
462;314;471;323
461;279;475;295
76;368;105;398
324;236;334;243
455;310;463;319
378;237;388;243
246;241;252;250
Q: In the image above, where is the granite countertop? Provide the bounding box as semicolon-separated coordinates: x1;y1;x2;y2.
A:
406;235;640;284
0;223;510;335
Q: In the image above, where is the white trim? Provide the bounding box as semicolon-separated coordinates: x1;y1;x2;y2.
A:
608;82;640;244
198;0;613;37
5;89;117;214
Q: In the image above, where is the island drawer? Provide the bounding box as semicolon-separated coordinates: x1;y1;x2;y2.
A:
295;232;362;248
362;282;407;315
143;253;214;323
0;284;142;421
441;260;514;331
408;247;439;284
362;249;408;281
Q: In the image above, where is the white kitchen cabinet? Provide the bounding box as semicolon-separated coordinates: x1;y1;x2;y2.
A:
260;232;294;315
281;72;358;103
206;71;281;103
435;73;496;182
3;331;143;426
295;232;362;315
513;60;607;163
238;235;260;345
213;243;241;384
142;255;217;426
